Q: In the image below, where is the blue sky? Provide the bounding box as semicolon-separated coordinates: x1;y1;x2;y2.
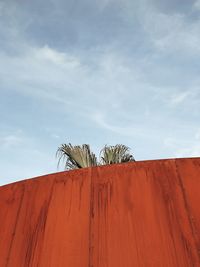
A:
1;0;200;185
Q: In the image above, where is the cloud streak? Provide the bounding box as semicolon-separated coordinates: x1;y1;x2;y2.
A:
1;0;200;184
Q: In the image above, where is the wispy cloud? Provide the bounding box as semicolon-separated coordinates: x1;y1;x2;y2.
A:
193;0;200;10
0;129;57;185
164;128;200;158
1;0;200;184
0;134;22;149
170;91;191;105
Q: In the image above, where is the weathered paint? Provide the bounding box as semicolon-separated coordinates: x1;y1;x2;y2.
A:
0;158;200;267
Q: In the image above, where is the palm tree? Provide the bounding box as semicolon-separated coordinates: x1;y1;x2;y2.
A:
56;143;98;170
56;143;135;170
100;144;135;165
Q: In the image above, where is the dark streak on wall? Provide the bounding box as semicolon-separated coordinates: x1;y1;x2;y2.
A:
0;158;200;267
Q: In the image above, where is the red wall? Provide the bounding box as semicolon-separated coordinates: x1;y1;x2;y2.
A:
0;158;200;266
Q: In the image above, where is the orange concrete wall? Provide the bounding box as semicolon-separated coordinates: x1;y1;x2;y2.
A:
0;158;200;266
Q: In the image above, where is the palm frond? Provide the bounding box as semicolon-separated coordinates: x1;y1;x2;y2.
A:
100;144;135;165
56;143;98;170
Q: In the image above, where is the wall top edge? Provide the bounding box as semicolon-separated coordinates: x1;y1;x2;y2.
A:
1;157;200;188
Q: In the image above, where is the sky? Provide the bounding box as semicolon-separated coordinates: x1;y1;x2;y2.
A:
1;0;200;185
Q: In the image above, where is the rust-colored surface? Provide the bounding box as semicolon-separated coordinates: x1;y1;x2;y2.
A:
0;158;200;267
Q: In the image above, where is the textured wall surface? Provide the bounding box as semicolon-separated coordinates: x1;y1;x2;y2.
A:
0;158;200;267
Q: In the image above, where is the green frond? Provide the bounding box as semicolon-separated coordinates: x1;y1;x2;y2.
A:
56;143;135;170
56;143;98;170
100;144;135;165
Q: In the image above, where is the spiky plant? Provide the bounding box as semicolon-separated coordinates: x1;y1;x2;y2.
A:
100;144;135;165
56;143;98;170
